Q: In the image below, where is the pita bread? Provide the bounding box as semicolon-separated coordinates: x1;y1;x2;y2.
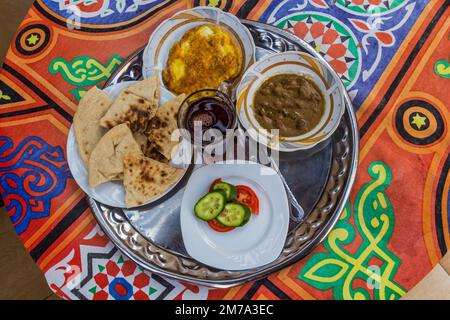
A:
133;132;168;163
99;77;160;132
124;76;160;103
133;132;148;150
123;153;185;208
88;124;142;188
73;87;112;165
147;94;186;159
99;91;154;133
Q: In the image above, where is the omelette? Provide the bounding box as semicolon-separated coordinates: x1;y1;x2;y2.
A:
162;24;243;95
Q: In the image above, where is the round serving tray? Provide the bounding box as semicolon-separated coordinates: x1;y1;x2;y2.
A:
89;19;359;288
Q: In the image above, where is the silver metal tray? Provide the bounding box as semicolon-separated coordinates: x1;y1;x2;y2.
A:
89;19;359;288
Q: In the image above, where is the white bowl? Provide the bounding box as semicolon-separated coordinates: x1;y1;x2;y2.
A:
142;6;256;96
236;51;345;152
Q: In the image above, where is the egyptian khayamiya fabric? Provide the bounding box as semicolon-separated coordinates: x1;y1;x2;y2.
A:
0;0;448;300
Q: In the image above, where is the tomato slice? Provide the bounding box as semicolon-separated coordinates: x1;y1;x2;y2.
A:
236;185;259;214
209;178;222;192
207;219;235;233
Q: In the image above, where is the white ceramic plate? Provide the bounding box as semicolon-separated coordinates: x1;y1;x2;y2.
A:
236;51;345;152
180;161;289;270
142;6;256;96
67;81;188;208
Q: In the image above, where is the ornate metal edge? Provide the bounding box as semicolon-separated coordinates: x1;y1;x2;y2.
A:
91;19;359;288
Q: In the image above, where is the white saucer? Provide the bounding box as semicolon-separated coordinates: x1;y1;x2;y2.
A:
180;160;289;270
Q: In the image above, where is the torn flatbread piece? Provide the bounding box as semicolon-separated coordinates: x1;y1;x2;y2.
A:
123;153;185;208
133;132;168;163
147;94;186;160
88;124;142;188
124;76;160;103
100;92;154;133
73;86;112;166
143;141;169;164
133;132;148;150
99;77;160;132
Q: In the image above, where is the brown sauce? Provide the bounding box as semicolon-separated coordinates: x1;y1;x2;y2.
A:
252;73;325;137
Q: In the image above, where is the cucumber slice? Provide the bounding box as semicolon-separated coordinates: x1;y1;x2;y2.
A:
216;203;251;227
194;192;226;221
211;181;237;202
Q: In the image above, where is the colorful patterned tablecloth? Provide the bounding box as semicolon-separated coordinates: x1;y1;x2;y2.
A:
0;0;448;300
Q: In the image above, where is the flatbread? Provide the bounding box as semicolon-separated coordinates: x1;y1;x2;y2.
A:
133;132;148;150
88;124;142;188
99;91;154;133
73;86;112;166
133;132;168;163
147;94;186;159
125;76;160;103
123;153;185;208
99;77;160;132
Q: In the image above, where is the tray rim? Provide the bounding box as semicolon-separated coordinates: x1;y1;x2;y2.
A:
90;18;359;288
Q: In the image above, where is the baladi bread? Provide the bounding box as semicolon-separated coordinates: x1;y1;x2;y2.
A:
99;91;155;133
123;153;184;208
73;86;112;166
124;76;160;103
133;132;168;163
147;94;186;159
142;141;169;164
99;77;160;132
88;124;142;188
133;132;148;150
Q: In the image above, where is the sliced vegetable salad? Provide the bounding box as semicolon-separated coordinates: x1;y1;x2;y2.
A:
194;178;260;232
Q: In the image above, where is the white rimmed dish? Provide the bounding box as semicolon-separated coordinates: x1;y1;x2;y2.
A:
236;51;345;152
67;81;188;208
180;160;289;270
142;6;256;96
